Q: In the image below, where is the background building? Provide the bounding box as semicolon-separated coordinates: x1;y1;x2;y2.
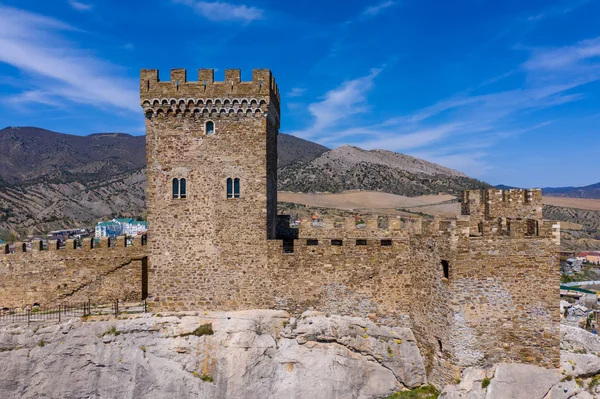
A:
95;218;147;238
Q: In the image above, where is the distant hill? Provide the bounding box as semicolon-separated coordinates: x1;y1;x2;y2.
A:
0;127;490;236
0;127;147;237
542;182;600;199
278;145;490;196
0;127;145;185
495;182;600;199
277;134;329;167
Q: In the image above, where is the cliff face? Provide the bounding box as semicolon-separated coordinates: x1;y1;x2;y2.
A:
0;310;426;399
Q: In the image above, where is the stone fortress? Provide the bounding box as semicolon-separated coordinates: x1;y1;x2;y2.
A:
139;68;560;385
0;67;560;386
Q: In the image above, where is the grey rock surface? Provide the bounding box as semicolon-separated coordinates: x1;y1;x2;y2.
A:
561;325;600;354
562;352;600;378
0;310;426;399
485;364;561;399
439;366;494;399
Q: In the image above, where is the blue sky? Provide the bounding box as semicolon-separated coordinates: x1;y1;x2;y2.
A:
0;0;599;187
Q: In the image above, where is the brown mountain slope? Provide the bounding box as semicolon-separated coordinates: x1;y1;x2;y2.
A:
0;127;146;185
278;145;489;196
0;127;489;236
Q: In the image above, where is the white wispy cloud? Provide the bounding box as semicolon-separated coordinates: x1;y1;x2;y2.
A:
291;35;600;177
527;0;591;22
287;87;306;97
524;37;600;72
68;0;93;11
363;1;397;16
173;0;264;23
0;5;137;112
293;68;381;137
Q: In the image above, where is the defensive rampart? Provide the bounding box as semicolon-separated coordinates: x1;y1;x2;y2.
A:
0;236;147;308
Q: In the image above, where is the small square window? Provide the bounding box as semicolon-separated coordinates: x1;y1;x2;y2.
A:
307;239;318;246
356;239;367;246
331;239;343;246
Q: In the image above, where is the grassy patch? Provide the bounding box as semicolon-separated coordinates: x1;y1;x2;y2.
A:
481;377;491;389
38;340;46;347
589;376;600;392
101;326;121;337
180;323;214;337
191;371;214;382
382;385;439;399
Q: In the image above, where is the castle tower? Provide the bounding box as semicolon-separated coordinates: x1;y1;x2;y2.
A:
140;68;280;310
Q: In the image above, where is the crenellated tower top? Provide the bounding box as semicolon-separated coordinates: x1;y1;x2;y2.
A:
140;68;280;128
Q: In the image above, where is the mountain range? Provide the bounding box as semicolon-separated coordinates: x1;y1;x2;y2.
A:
0;126;587;236
497;183;600;199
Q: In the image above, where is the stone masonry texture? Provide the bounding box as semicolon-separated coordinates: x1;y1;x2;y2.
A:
0;67;560;388
138;68;561;386
0;236;147;308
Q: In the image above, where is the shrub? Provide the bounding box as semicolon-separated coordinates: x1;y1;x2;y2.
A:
38;340;45;347
481;378;491;389
101;326;121;337
180;323;214;337
382;385;439;399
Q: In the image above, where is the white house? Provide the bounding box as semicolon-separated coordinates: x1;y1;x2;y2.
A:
95;218;147;238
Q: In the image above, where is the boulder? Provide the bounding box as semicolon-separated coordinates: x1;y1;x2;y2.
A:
561;325;600;354
486;363;561;399
561;352;600;378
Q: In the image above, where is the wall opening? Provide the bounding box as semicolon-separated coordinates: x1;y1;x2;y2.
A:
180;178;187;199
206;120;215;135
227;178;233;199
442;260;450;279
381;239;392;246
307;239;318;246
356;239;367;246
172;178;179;199
141;256;148;300
234;178;240;198
283;239;294;254
331;239;343;246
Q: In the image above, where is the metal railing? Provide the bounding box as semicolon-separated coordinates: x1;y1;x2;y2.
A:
0;299;147;325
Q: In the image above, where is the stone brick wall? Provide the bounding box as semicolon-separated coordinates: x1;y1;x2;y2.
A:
0;236;147;308
142;68;279;310
462;189;543;230
138;68;560;386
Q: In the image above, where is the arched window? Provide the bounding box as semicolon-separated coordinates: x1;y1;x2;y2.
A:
234;178;240;198
206;120;215;135
180;178;187;199
227;178;233;199
172;178;179;199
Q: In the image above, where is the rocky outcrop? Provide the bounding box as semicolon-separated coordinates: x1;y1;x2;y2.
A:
0;310;426;399
440;325;600;399
562;324;600;354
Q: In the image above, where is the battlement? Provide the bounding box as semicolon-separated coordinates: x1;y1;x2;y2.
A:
141;68;279;107
297;215;423;238
293;213;557;242
462;188;543;220
1;235;146;257
140;69;280;128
